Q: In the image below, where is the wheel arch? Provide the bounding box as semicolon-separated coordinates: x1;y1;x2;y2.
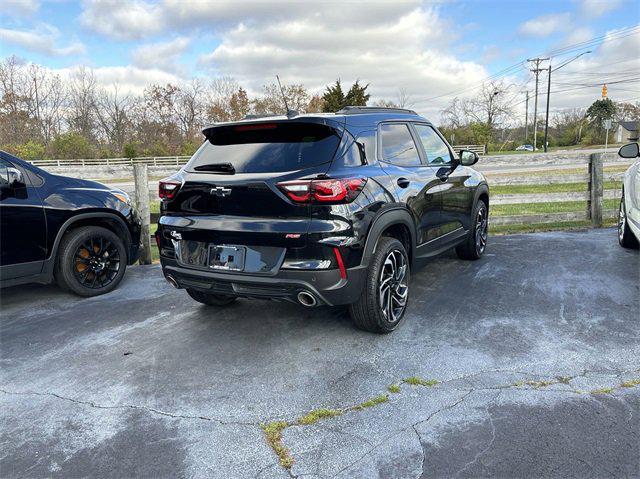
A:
43;212;133;280
362;207;417;268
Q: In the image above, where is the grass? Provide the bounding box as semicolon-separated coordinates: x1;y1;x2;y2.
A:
491;181;621;195
491;198;618;217
261;421;294;469
354;394;389;410
490;218;617;235
488;164;629;177
621;379;640;388
403;376;439;387
296;408;342;426
150;201;160;214
388;384;401;394
590;387;614;395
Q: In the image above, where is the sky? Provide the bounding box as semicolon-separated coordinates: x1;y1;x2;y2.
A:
1;0;639;122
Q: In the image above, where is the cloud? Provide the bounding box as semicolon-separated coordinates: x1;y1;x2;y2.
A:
131;37;190;72
196;6;487;119
579;0;623;18
0;24;86;57
0;0;39;17
79;0;421;40
518;13;572;38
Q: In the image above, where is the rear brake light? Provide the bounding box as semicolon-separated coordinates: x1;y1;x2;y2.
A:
277;178;366;204
159;178;181;200
235;123;278;131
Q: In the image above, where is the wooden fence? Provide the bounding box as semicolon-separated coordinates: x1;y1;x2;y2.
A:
32;156;191;167
486;153;624;227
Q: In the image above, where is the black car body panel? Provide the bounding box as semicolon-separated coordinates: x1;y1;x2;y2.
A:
157;109;489;306
0;151;142;287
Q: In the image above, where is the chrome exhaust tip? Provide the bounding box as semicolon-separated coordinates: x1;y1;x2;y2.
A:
165;274;179;289
297;291;317;307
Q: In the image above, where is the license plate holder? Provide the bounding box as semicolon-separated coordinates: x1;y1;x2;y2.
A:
208;245;246;271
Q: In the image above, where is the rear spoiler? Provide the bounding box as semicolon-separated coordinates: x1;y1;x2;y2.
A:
201;116;346;143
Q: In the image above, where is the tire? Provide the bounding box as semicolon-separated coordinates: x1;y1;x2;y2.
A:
456;199;488;260
349;236;410;334
618;189;639;249
186;289;237;306
56;225;127;297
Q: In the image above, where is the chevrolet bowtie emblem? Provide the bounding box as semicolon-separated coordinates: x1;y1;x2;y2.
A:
210;186;232;197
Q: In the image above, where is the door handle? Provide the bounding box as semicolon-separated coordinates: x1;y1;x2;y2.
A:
397;178;410;188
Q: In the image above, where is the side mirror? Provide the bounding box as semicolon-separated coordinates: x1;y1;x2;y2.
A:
618;143;639;159
459;149;479;166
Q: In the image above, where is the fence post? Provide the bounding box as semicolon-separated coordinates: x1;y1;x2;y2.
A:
133;164;152;265
588;153;603;227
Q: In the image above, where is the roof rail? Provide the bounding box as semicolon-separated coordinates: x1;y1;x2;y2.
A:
336;106;418;115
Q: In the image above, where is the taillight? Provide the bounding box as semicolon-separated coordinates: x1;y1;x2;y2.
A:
159;178;181;200
277;178;366;204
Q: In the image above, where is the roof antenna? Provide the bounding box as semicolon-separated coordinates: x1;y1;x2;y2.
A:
276;75;297;118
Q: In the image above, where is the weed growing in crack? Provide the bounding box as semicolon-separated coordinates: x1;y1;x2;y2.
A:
620;379;640;388
590;387;614;395
354;394;388;410
297;408;342;426
404;376;439;387
388;384;401;394
261;421;293;469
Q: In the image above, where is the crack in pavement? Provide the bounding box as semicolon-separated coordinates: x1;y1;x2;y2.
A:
0;388;257;426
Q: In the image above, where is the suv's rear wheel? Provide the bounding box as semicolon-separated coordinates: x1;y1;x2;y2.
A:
56;226;127;297
456;199;488;260
349;237;410;333
186;289;237;306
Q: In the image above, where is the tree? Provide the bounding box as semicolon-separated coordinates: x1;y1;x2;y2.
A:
50;132;94;159
67;67;97;140
322;80;345;112
345;80;370;107
95;83;132;154
614;101;640;122
252;83;310;115
586;98;616;141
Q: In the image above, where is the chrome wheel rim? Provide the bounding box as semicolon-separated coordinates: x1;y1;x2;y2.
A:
475;205;488;255
74;236;120;289
378;249;408;323
618;197;626;242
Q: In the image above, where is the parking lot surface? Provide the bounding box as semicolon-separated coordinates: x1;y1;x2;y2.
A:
1;228;638;478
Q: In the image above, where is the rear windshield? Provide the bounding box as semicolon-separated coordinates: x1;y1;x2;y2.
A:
187;122;341;173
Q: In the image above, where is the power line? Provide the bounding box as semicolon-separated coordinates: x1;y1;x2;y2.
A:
412;25;639;106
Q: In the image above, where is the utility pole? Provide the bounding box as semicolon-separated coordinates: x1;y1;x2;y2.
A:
527;57;549;151
543;65;551;152
542;51;591;154
524;90;529;143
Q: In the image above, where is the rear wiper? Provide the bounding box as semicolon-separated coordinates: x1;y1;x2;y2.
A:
193;163;236;174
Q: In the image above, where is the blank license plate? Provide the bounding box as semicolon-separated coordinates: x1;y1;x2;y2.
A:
208;245;245;271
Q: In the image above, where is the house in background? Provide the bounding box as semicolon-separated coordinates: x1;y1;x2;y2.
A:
616;121;639;142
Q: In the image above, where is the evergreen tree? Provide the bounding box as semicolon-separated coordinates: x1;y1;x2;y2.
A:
322;80;346;112
345;80;370;107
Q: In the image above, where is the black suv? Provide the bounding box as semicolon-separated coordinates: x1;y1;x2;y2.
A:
0;151;142;296
157;107;489;333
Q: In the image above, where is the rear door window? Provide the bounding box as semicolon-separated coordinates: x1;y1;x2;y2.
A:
379;123;421;167
187;122;341;173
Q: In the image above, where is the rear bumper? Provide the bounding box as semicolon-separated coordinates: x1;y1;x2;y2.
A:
160;257;367;307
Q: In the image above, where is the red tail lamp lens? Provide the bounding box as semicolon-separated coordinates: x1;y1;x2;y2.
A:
277;178;366;204
159;179;181;200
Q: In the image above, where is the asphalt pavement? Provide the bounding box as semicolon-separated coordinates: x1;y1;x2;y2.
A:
1;228;638;478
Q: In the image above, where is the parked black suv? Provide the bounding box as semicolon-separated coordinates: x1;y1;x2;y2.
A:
157;107;489;333
0;151;142;296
